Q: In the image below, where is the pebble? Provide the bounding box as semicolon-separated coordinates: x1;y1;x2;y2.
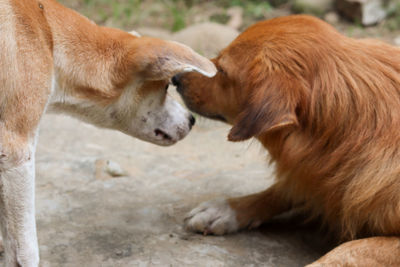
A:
105;160;127;177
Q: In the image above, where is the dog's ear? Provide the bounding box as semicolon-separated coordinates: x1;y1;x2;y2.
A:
133;37;216;80
228;77;300;141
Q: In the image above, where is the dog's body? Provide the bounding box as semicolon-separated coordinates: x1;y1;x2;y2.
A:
0;0;215;266
175;15;400;265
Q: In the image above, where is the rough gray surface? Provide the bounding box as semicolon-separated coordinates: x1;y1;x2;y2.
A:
0;99;332;266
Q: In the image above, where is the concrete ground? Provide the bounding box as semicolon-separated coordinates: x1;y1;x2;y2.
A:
0;102;333;266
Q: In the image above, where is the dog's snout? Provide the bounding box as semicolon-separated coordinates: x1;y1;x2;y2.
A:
189;114;196;129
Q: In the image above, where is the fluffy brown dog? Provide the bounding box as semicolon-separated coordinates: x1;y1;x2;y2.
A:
174;15;400;266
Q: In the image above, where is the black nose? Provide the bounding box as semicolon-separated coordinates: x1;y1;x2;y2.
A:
172;74;181;87
189;114;196;129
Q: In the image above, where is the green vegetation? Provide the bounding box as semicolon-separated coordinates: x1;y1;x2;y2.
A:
243;2;272;20
386;2;400;31
59;0;281;31
59;0;399;34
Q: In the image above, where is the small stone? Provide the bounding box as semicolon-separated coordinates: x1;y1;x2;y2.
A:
105;160;127;177
95;159;127;180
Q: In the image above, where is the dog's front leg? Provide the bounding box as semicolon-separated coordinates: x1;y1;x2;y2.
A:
0;146;39;267
185;183;291;235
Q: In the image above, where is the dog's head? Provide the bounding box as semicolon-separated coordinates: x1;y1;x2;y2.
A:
51;34;216;146
110;37;217;146
174;16;335;142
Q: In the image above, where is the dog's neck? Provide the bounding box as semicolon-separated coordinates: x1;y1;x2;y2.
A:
41;0;136;110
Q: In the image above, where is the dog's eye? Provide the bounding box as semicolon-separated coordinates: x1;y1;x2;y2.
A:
218;67;226;75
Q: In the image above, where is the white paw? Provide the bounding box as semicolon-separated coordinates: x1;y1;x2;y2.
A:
184;199;239;235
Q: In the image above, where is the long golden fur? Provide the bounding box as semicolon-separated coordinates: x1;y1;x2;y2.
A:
176;15;400;265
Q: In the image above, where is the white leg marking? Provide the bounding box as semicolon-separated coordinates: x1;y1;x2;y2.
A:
0;150;39;267
184;199;239;235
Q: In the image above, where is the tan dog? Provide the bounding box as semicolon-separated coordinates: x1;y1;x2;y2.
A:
0;0;216;266
175;15;400;266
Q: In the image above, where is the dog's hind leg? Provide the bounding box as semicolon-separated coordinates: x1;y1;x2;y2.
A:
185;183;290;235
306;236;400;266
0;137;39;267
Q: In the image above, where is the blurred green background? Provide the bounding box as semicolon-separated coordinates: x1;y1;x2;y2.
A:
61;0;284;31
60;0;399;39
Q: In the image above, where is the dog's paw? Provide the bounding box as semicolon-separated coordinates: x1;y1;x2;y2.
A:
184;199;239;235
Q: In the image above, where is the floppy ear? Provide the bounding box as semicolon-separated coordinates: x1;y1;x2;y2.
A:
133;37;217;80
228;77;299;142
